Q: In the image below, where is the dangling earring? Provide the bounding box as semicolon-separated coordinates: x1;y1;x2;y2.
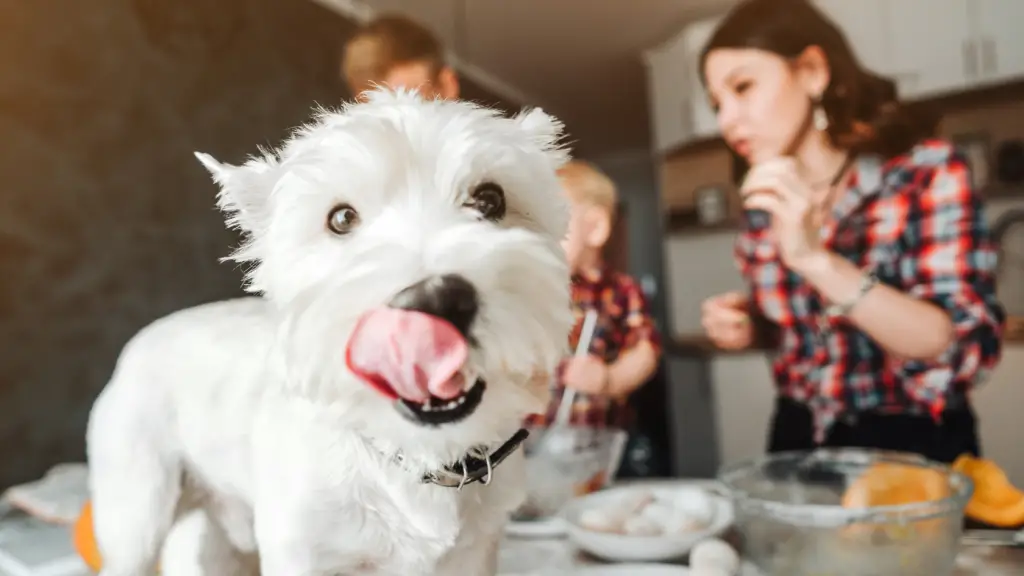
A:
812;96;829;131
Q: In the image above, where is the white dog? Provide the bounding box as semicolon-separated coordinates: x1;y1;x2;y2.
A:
86;89;574;576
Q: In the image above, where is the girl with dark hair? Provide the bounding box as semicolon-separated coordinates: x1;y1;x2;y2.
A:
699;0;1005;463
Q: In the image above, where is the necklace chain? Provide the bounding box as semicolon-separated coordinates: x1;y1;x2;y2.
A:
808;154;853;191
811;154;854;231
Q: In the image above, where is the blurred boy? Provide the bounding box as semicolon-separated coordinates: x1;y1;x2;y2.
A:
528;161;661;428
342;15;459;99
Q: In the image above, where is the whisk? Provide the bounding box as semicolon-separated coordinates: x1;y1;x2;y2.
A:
526;309;600;463
553;309;599;427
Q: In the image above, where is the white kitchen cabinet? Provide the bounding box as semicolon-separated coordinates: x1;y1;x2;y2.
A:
973;0;1024;86
885;0;972;99
887;0;1024;99
817;0;936;98
813;0;892;76
681;17;722;140
644;16;723;152
644;34;692;153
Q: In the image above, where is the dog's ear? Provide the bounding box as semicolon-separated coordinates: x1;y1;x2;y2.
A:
194;151;276;235
514;108;570;169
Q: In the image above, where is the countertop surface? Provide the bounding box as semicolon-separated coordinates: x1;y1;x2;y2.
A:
2;490;1021;575
496;479;1024;574
498;533;1024;575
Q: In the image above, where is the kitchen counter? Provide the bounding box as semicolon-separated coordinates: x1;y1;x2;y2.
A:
498;534;1024;575
497;479;1024;574
1;492;1020;575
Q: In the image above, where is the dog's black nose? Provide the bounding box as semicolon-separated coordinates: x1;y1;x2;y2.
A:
389;274;479;338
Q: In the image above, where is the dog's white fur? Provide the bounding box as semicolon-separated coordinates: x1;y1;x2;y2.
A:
86;89;573;576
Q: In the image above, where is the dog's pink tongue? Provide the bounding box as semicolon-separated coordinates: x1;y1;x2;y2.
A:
346;308;468;402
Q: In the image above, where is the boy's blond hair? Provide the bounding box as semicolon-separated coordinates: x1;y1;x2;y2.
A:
558;160;618;214
342;15;446;94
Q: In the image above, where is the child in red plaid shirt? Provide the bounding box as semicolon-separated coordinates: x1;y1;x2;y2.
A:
526;161;661;429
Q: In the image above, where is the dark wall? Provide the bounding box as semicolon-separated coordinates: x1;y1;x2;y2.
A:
0;0;515;487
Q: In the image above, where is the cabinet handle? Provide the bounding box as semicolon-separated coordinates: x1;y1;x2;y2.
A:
982;37;997;76
963;40;978;79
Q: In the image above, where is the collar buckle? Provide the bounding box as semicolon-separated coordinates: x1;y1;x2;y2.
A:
421;428;530;489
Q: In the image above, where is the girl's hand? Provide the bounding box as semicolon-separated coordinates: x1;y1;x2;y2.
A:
741;158;829;274
701;291;754;350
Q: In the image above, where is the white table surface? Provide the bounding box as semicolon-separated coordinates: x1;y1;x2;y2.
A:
1;488;1021;576
497;531;1024;576
496;477;1024;576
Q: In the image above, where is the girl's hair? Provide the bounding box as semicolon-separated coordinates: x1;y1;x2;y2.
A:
701;0;936;159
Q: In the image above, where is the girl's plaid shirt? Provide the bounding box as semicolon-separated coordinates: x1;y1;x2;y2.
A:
737;140;1005;441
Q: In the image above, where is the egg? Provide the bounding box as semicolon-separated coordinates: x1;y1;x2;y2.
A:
638;500;676;526
577;507;622;533
617;490;656;514
671;513;712;533
622;514;662;536
671;488;716;524
690;538;740;575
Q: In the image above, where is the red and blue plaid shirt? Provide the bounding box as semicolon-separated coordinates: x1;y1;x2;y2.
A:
737;140;1005;441
526;266;661;428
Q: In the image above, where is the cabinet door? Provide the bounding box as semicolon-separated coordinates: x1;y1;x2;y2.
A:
813;0;891;75
644;37;692;153
973;0;1024;85
886;0;974;99
682;17;722;139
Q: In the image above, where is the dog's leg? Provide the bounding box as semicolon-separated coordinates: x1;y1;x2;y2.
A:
161;509;259;576
252;498;326;576
433;530;501;576
91;452;181;576
89;387;182;576
249;434;319;573
207;496;257;554
251;457;400;575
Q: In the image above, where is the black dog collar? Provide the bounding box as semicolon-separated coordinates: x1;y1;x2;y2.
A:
421;428;530;489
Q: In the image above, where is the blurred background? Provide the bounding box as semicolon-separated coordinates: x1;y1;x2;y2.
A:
2;0;1024;494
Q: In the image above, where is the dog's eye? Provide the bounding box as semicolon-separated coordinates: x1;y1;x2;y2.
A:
326;204;360;235
466;182;506;221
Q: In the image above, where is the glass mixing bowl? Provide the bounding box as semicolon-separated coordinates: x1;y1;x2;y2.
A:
512;425;628;521
718;449;973;576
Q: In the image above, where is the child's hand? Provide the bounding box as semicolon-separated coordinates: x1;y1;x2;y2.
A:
701;291;754;350
562;355;611;396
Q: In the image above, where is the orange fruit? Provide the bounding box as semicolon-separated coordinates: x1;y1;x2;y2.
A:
841;463;951;509
953;454;1024;527
840;463;951;539
73;501;103;571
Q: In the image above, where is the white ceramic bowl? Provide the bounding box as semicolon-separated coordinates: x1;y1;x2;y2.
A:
574;565;691;575
561;484;734;563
